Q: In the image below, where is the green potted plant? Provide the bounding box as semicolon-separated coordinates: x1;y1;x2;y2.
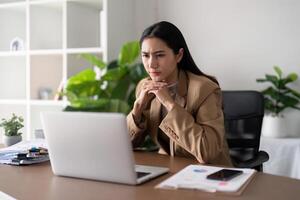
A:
63;41;147;114
0;113;24;146
256;66;300;137
63;40;156;149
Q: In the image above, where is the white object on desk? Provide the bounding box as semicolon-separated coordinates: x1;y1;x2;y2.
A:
260;137;300;179
0;139;47;152
156;165;255;193
0;139;48;165
0;191;16;200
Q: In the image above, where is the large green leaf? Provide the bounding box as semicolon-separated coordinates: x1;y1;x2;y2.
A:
287;73;298;82
64;40;143;114
81;54;106;69
261;87;278;97
107;99;130;114
67;69;96;83
107;60;119;70
66;80;101;98
118;41;140;65
102;66;129;81
273;66;282;78
265;74;279;87
277;79;286;89
66;99;128;113
129;63;147;83
66;69;101;98
264;97;276;113
68;98;110;109
66;98;129;114
111;76;131;100
278;95;300;107
285;87;300;98
256;78;267;83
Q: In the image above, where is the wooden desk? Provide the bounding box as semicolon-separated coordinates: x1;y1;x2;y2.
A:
0;152;300;200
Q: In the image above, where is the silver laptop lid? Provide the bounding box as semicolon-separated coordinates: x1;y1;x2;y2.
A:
41;111;138;185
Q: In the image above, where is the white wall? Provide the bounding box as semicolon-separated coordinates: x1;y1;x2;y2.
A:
155;0;300;90
135;0;300;134
134;0;158;39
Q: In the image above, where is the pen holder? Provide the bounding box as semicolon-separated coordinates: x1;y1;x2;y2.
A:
3;135;22;147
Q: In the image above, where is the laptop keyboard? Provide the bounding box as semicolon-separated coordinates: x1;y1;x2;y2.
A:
136;171;151;178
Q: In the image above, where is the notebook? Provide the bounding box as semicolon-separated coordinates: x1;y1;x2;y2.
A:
156;165;256;195
41;111;169;185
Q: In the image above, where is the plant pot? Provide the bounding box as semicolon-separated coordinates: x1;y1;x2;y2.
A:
3;135;22;147
261;115;287;138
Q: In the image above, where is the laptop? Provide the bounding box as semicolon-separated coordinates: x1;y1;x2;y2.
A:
40;111;169;185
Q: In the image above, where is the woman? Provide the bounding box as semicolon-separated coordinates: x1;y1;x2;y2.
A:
127;21;232;166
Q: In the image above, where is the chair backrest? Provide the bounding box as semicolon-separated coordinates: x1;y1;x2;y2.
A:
222;91;265;169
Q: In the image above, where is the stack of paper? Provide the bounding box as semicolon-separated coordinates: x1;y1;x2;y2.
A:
0;139;49;165
156;165;256;194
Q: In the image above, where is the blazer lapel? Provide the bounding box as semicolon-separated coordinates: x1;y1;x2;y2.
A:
148;70;188;143
176;70;188;108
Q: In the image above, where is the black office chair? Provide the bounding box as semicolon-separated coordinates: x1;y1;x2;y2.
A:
222;91;269;171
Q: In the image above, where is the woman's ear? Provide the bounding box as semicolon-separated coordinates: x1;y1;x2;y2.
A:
176;48;184;63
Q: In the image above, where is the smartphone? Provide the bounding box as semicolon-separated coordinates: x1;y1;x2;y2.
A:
206;169;243;181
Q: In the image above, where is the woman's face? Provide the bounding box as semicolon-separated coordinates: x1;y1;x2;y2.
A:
141;37;183;83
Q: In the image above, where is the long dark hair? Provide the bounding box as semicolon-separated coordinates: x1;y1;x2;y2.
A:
140;21;218;84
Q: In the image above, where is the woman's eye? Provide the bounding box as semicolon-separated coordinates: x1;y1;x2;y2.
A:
156;54;165;57
142;54;149;58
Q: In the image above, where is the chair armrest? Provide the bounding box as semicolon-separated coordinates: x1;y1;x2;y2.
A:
233;151;269;169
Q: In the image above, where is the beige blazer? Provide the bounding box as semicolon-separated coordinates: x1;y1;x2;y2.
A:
127;70;232;167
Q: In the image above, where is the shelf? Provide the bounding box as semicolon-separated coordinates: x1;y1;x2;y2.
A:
0;56;26;99
30;54;63;100
0;0;136;141
30;1;63;50
29;0;64;5
67;52;102;78
0;48;103;56
30;103;64;138
67;0;103;10
0;4;26;51
66;47;103;54
0;51;26;57
29;100;67;106
67;0;102;48
30;49;63;55
0;99;27;105
0;1;25;8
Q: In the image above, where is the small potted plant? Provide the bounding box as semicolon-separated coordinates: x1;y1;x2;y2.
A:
0;113;24;146
256;66;300;137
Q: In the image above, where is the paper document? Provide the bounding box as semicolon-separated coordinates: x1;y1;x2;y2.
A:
0;191;16;200
156;165;255;193
0;139;48;165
